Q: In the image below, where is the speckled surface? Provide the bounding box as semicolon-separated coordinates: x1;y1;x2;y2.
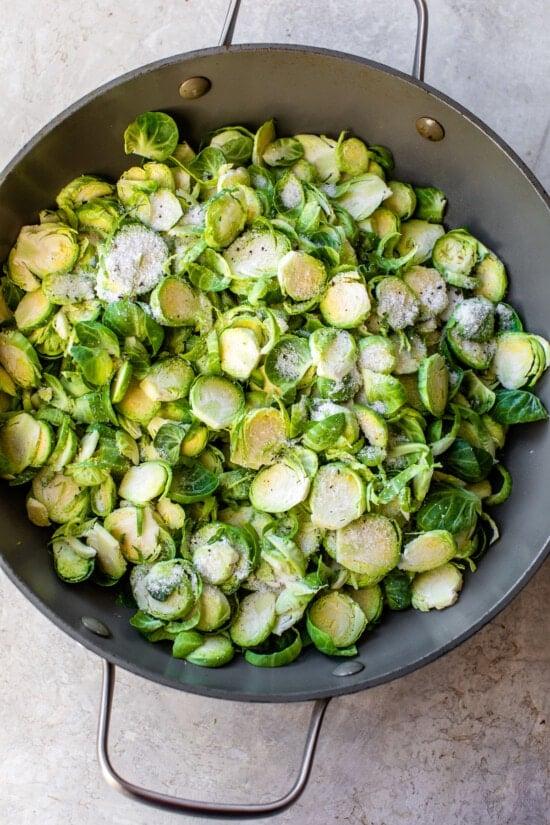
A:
0;2;549;824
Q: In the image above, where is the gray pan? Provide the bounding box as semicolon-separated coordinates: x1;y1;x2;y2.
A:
0;0;548;818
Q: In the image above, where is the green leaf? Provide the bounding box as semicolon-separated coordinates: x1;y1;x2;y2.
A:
170;463;219;503
492;389;548;425
443;437;493;482
416;485;481;534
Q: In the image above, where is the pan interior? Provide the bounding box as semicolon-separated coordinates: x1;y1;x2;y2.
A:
0;45;548;702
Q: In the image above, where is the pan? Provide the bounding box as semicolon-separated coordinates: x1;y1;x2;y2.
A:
0;0;548;818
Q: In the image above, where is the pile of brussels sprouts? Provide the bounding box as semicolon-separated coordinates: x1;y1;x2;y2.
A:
0;111;548;669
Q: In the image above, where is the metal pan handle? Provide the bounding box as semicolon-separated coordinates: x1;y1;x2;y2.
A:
98;660;331;819
219;0;428;81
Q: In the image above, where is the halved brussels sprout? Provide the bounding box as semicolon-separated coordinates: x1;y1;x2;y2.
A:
210;127;253;165
295;133;339;183
411;563;463;611
190;522;255;594
250;450;312;513
140;357;194;402
474;252;507;303
124;111;179;161
57;175;114;209
230;591;277;647
383;181;417;219
354;404;389;448
119;461;171;504
28;468;88;525
336;137;370;176
219;327;261;380
309;462;366;530
277;251;326;302
252;119;276;166
190;375;244;429
319;270;371;328
86;522;127;581
185;634;235;667
76;197;121;235
230;407;288;470
223;227;290;280
348;583;384;623
358;335;396;374
0;412;45;475
376;277;419;331
204;191;246;249
493;332;547;389
361;369;406;417
131;558;200;620
307;591;367;655
263;137;304;167
264;335;313;393
309;327;356;382
418;354;449;417
336;514;400;582
398;530;456;572
116;378;161;424
52;536;95;583
196;584;232;631
105;504;167;563
402;266;448;320
432;229;479;288
413;186;447;223
396;220;445;265
8;224;79;284
96;225;168;302
150;276;201;327
14;290;54;332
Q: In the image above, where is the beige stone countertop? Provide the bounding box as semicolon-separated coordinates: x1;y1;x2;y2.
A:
0;1;549;823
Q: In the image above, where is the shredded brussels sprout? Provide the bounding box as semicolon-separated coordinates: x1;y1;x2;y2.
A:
0;113;547;668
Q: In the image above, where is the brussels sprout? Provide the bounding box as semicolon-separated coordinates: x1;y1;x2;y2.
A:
85;522;127;582
210;127;254;165
383;181;417;219
396;220;445;265
52;537;95;583
149;276;201;328
119;461;171;504
398;530;456;572
230;407;288;469
309;462;366;530
335;174;392;220
14;289;54;332
432;229;480;288
0;331;41;388
336;514;400;582
245;628;302;668
105;505;163;563
376;277;419;331
131;558;200;620
493;332;547;389
191;522;255;594
140;357;194;402
307;591;367;655
76;197;121;235
57;176;114;209
230;591;277;647
250;450;312;513
116;378;160;424
336;137;370;176
223;227;290;280
8;224;79;285
474;252;508;303
96;225;169;302
402;266;448;320
418;354;449;417
357;335;396;375
219;327;261;380
169;462;219;503
28;468;88;525
0;412;45;475
413;186;447;223
444;438;493;482
90;475;117;516
295;133;339;183
411;563;463;611
263;138;304;167
319;270;371;328
196;584;232;631
446;324;496;370
190;375;244;429
491;388;548;424
264;335;313;393
277;251;326;302
185;635;235;667
204;191;246;249
361;370;406;417
309;328;356;381
124;111;179;161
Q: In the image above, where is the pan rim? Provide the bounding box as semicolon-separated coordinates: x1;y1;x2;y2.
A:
0;42;548;703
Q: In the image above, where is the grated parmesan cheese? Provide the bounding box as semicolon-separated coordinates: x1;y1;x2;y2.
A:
96;225;168;302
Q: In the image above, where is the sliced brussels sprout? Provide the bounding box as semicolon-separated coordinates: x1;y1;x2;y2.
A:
376;277;419;331
76;197;121;235
28;468;88;525
263;137;304;167
8;223;79;283
223;227;290;280
250;451;312;513
190;375;244;430
230;590;278;648
131;558;200;620
219;327;261;380
244;628;302;668
140;357;194;402
357;335;396;375
119;461;171;504
277;251;326;302
354;404;389;448
86;522;127;581
204;191;246;249
382;569;412;610
104;504;164;563
336;137;370;176
402;266;448;320
185;634;235;667
383;180;417;219
0;412;44;475
90;475;117;517
493;332;546;389
116;377;161;424
432;229;479;288
411;563;463;611
446;324;496;370
361;369;406;417
295;133;339;183
124;111;179;161
309;462;365;530
398;530;456;572
348;583;383;623
418;354;449;417
52;537;95;583
139;188;183;232
309;328;356;381
396;220;445;265
196;584;232;631
335;174;392;221
230;407;288;470
0;330;41;388
319;270;371;328
413;186;447;223
252;119;276;166
190;522;255;594
473;252;507;303
336;514;400;582
57;175;114;209
14;289;54;332
96;225;169;302
307;591;367;655
264;335;313;393
150;276;200;327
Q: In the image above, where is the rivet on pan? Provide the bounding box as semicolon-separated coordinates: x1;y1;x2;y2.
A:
332;661;364;677
416;116;445;141
81;616;111;638
179;76;212;100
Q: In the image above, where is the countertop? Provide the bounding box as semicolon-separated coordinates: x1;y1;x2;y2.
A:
0;2;548;823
